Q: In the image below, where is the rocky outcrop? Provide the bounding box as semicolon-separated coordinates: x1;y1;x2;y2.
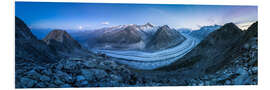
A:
15;17;58;64
146;25;186;50
43;30;82;53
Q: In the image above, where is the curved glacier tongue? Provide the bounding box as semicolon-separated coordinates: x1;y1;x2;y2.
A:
94;34;199;70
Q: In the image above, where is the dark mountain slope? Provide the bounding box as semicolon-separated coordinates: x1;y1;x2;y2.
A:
15;17;58;65
157;23;245;73
146;25;186;50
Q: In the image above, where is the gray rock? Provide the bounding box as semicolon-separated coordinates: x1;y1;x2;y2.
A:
225;80;231;85
92;69;108;80
110;74;123;82
40;75;51;82
82;61;96;68
60;84;71;88
55;71;73;83
26;70;42;80
81;80;88;85
48;84;58;88
76;75;86;82
20;77;37;88
54;78;64;85
81;69;95;81
35;82;46;88
41;69;52;76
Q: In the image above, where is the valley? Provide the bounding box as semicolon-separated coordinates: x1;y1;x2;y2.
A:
94;34;199;70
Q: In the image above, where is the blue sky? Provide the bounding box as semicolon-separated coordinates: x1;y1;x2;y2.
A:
15;2;257;30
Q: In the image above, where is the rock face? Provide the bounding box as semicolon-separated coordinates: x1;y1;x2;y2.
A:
146;25;186;50
43;30;82;53
15;17;58;64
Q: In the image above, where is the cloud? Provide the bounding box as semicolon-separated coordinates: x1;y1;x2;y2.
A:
101;21;110;25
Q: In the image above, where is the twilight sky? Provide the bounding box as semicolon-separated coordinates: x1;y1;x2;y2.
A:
15;2;257;30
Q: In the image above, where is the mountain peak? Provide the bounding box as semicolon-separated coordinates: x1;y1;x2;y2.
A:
43;29;72;43
145;22;154;27
146;25;186;50
160;25;170;30
218;22;242;33
223;23;240;29
43;29;82;52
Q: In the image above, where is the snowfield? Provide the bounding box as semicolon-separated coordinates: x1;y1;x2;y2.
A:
94;34;199;70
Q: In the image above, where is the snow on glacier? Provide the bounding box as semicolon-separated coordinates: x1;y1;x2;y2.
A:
94;34;199;70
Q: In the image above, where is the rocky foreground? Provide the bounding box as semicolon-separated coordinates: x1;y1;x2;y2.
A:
16;55;141;88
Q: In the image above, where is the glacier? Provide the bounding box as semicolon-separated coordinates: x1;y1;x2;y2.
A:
93;34;199;70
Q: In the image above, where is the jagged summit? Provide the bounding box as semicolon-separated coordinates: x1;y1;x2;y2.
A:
43;29;82;52
43;30;73;43
218;23;242;33
146;25;186;50
159;25;170;30
144;22;154;27
98;25;142;44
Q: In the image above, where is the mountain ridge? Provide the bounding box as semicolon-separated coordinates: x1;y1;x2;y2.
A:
43;29;82;53
146;25;187;50
15;17;59;64
156;22;253;74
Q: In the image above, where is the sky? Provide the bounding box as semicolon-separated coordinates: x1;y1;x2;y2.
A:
15;2;257;30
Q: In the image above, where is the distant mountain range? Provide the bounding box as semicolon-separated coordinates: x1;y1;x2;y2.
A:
71;23;186;51
189;25;221;40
